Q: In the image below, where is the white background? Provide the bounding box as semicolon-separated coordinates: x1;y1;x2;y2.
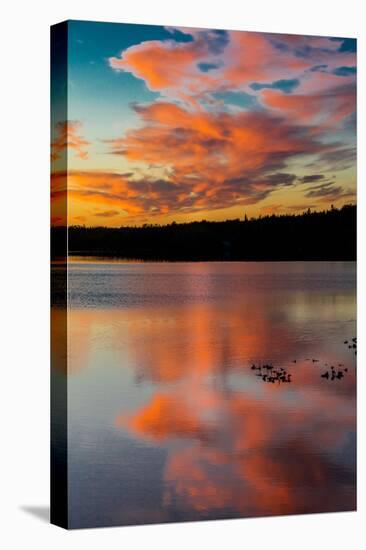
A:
1;0;365;548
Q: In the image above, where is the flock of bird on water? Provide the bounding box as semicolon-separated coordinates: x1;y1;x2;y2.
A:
249;337;357;386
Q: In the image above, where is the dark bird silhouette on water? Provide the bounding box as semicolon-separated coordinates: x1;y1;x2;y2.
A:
250;362;292;386
321;364;348;381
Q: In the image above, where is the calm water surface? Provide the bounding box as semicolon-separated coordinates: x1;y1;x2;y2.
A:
58;260;356;528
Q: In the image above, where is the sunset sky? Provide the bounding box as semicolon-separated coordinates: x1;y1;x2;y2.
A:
51;21;356;226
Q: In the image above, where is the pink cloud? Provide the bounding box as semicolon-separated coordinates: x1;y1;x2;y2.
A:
108;29;356;114
261;83;355;126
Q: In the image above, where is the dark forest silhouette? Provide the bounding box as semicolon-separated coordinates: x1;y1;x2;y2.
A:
52;204;356;261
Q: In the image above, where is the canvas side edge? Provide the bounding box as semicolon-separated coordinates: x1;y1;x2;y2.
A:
50;20;69;530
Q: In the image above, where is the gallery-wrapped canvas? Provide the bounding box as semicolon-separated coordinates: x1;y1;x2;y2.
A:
51;20;357;529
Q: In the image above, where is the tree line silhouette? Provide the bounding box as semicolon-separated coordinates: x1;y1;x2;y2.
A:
52;204;356;261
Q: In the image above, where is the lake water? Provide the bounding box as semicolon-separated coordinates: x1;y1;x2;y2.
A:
55;260;356;528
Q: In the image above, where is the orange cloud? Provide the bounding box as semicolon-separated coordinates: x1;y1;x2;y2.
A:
262;83;356;126
109;30;299;103
63;31;356;226
109;30;226;106
51;120;90;161
51;169;147;220
53;108;353;223
121;383;355;517
110;39;204;91
222;31;308;89
116;393;216;443
118;100;318;175
106;101;324;216
109;29;356;109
